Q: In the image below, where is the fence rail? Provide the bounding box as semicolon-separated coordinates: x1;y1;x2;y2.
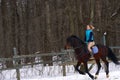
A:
0;52;66;62
110;46;120;49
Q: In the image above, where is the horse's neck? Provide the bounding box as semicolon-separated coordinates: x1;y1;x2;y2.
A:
73;43;85;49
74;44;86;54
74;48;88;57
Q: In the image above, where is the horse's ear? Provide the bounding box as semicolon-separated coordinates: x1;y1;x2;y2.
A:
81;40;85;44
70;35;77;38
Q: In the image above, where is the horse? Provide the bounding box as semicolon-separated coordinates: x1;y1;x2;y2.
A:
64;35;119;80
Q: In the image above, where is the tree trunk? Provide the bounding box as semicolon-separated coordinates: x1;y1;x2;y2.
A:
90;0;95;24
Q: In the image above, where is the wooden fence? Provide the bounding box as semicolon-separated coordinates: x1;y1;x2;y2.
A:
0;47;120;80
0;49;75;80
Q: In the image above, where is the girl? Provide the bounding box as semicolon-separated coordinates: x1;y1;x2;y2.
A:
84;25;95;54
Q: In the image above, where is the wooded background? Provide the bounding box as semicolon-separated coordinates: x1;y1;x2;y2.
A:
0;0;120;66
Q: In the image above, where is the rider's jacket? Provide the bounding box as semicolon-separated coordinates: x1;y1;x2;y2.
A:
84;29;94;44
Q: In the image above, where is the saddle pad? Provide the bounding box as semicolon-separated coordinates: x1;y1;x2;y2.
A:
92;46;98;54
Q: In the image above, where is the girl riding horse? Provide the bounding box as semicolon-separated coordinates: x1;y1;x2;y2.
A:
84;25;95;56
65;35;119;80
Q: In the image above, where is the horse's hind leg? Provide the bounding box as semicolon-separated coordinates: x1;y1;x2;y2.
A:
75;62;85;75
101;58;109;78
95;59;101;79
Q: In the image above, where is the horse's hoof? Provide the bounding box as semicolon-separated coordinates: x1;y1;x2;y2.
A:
106;74;109;78
81;72;86;75
90;75;95;80
94;75;98;79
78;71;85;75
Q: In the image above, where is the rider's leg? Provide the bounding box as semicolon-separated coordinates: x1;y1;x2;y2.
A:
88;42;95;56
88;42;93;56
88;42;92;52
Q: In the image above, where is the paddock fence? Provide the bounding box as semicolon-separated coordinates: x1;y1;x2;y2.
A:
0;46;120;80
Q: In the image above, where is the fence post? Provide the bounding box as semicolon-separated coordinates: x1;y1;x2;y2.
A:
103;32;107;45
13;47;20;80
63;64;66;76
61;49;66;76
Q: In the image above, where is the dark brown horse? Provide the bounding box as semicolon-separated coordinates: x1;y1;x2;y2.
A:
65;35;119;80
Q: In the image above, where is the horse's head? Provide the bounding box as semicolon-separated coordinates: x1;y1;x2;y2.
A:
65;35;85;49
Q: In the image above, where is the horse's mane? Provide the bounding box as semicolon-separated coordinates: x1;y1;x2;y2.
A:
70;35;85;44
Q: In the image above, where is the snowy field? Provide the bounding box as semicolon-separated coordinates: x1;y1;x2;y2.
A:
0;62;120;80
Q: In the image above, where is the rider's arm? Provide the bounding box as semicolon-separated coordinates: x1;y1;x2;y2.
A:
88;32;93;42
84;35;86;42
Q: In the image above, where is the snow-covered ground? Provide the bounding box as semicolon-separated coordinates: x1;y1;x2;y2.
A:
26;71;120;80
0;62;120;80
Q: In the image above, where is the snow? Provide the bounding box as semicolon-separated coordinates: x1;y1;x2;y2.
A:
0;62;120;80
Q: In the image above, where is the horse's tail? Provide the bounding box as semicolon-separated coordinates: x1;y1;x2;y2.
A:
107;47;120;65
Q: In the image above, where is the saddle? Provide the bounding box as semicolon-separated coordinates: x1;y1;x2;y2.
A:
91;45;98;54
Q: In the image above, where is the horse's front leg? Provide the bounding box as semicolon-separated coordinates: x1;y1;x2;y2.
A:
84;62;94;80
75;62;85;75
